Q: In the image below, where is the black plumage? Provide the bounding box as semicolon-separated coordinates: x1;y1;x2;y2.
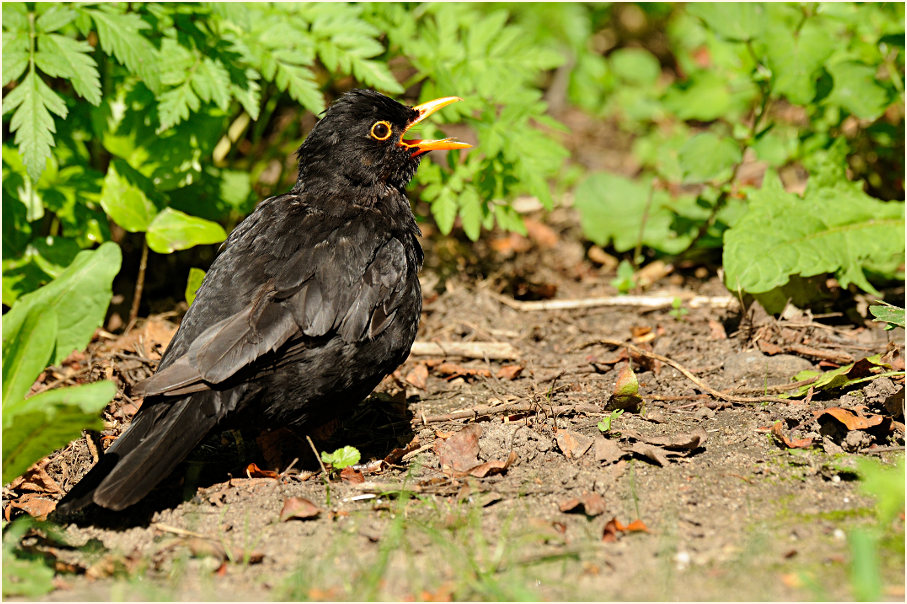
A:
57;89;469;512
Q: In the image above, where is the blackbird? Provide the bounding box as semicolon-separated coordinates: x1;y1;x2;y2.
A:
57;89;470;512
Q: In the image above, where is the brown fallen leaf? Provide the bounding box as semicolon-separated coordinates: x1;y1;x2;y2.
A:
593;435;626;465
630;326;655;344
815;407;886;431
707;319;727;340
340;467;365;484
625;442;670;466
467;451;517;478
757;339;784;355
496;364;524;380
280;497;321;521
602;516;650;542
246;463;279;479
7;494;56;521
434;363;492;381
11;461;64;494
405;363;429;389
770;421;814;449
555;429;594;459
624;428;708;450
559;491;607;517
523;217;559;249
384;436;420;464
436;424;482;474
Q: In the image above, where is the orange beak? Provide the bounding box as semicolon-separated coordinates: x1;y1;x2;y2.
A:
399;96;472;157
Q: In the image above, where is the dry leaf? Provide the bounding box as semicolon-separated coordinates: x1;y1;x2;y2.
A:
602;516;650;542
625;442;670;466
434;363;492;381
340;467;365;484
770;421;814;449
246;463;279;479
630;326;655;343
496;365;524;380
523;217;559;249
707;319;727;340
436;424;482;474
280;497;321;521
757;339;784;355
626;428;708;450
405;364;429;389
559;491;607;517
593;435;625;465
555;429;594;459
7;494;56;521
815;407;886;431
467;451;517;478
384;437;421;464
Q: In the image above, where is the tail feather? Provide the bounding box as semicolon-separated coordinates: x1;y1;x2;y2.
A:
56;392;221;513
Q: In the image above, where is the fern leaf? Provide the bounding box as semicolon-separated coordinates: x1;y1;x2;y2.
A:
84;6;161;93
1;31;29;86
35;33;102;105
3;69;68;181
157;83;201;132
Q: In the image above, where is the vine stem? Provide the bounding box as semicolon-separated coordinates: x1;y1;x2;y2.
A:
126;237;149;331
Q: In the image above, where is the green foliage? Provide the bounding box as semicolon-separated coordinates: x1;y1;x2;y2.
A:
597;409;624;433
1;244;119;484
780;353;901;399
320;446;361;470
185;267;206;306
571;2;904;300
2;518;55;597
869;302;905;330
668;297;689;320
610;260;637;294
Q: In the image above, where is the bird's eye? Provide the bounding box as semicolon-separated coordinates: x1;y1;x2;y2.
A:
369;120;392;141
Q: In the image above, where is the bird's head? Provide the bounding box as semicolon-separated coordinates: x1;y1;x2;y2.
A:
295;89;471;194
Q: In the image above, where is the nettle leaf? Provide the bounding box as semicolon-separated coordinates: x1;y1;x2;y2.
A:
2;381;115;485
1;302;56;407
826;60;890;120
678;133;742;183
2;70;68;182
2;242;121;366
723;171;906;296
146;208;227;254
100;159;158;232
84;6;161;93
35;33;102;106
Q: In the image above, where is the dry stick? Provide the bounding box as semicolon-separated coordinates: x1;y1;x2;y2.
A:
490;291;737;312
126;238;150;332
417;402;603;425
598;337;794;405
305;435;329;477
409;340;519;360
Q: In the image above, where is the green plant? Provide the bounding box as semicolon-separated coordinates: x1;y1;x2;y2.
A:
597;409;624;433
572;3;904;302
320;445;361;471
610;260;637;294
869;301;905;330
668;297;689;320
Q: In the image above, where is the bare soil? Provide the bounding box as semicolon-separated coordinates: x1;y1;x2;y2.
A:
5;206;905;602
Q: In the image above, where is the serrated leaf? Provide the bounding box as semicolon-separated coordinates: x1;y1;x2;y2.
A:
2;70;68;182
35;33;102;105
1;242;121;366
723;171;906;296
85;6;161;93
1;302;56;407
229;69;262;120
2;2;29;32
458;188;482;241
157;82;201;131
688;3;766;41
351;58;404;93
100;159;158;232
431;189;458;235
2;381;115;484
191;57;232;111
35;5;78;33
678;133;742;183
2;31;29;86
764;20;836;105
146;208;227;254
185;267;206;306
274;61;323;114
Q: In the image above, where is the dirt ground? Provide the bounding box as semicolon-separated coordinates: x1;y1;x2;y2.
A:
4;203;905;602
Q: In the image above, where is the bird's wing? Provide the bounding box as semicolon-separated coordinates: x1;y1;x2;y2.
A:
134;213;411;398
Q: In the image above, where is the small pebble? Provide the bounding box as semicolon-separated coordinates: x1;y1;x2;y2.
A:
833;529;846;541
674;550;691;570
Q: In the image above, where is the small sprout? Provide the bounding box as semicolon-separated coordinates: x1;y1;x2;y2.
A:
611;260;636;294
598;409;624;433
320;446;361;470
669;297;688;320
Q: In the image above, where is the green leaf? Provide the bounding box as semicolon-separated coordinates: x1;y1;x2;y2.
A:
458;188;483;241
157;82;201;132
35;33;102;106
100;159;158;232
2;31;30;86
320;446;361;470
869;304;905;329
688;2;766;41
723;171;906;296
678;133;742;183
763;20;837;105
2;381;115;484
185;267;206;306
609;48;661;86
2;69;68;182
1;302;57;407
35;5;78;33
431;189;458;235
146;208;227;254
84;6;161;93
827;60;890;120
1;243;122;365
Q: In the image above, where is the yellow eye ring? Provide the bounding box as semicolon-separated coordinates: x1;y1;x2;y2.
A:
370;120;393;141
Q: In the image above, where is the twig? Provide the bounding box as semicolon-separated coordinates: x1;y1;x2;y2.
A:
598;337;794;405
866;446;906;455
491;291;737;312
786;343;854;365
632;180;656;270
153;523;209;539
306;435;329;476
408;340;519;360
417;402;603;425
126;238;150;331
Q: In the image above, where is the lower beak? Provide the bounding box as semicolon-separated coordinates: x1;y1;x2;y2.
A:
399;96;472;156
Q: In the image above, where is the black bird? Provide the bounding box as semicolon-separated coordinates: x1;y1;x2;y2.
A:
57;90;470;512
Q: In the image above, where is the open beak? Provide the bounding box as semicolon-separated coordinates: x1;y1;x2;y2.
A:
399;96;472;157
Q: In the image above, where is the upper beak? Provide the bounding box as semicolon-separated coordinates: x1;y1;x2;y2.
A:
399;96;472;157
